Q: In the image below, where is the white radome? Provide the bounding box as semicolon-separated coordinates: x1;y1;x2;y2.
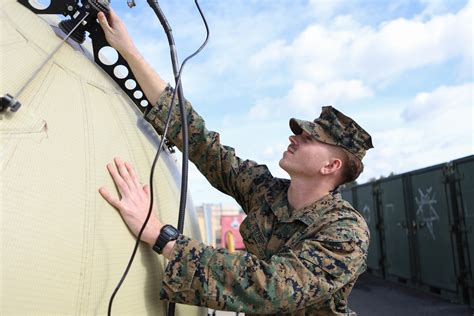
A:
0;0;205;314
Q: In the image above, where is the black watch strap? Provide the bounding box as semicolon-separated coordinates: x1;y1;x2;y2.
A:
153;224;180;254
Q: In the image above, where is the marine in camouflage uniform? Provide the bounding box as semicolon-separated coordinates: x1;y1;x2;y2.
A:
143;85;374;315
96;9;374;315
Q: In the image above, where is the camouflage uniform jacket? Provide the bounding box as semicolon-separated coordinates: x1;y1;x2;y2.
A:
144;86;370;315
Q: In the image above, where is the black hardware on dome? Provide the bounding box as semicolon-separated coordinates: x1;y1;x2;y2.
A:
18;0;110;44
58;0;110;44
0;94;21;113
18;0;154;116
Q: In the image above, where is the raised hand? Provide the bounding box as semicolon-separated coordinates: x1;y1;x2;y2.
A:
97;10;139;59
99;158;162;245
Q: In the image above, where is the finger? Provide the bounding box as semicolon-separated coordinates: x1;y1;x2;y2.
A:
114;157;135;191
97;12;112;32
107;162;130;196
99;187;121;209
125;161;142;189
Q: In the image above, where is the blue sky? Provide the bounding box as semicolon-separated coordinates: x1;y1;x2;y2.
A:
110;0;473;207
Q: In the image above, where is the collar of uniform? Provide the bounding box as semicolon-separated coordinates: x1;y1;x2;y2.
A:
289;193;340;225
265;179;342;225
263;178;292;222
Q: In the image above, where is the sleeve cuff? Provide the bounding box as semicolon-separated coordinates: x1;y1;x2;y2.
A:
144;84;176;135
161;234;210;293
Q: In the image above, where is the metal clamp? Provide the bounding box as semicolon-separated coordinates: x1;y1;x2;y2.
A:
0;94;21;113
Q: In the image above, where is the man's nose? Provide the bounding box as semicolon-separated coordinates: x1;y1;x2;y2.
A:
289;135;297;144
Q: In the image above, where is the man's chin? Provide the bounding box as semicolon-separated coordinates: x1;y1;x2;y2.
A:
278;160;292;179
279;158;288;171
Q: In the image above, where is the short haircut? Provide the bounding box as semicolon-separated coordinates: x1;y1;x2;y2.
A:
333;147;364;186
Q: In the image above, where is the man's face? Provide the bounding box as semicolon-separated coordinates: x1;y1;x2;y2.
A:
279;131;335;178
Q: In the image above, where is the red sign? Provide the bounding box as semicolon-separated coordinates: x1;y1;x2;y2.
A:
220;215;245;250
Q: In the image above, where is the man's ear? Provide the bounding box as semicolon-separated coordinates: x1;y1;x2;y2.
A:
321;158;342;175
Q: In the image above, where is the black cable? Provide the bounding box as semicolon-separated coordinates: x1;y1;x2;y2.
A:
107;1;209;315
146;0;189;234
167;3;210;315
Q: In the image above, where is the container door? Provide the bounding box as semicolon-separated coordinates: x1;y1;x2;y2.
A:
410;168;457;291
380;178;411;279
456;158;474;283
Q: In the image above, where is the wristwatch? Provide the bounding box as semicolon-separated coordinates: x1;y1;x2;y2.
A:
153;224;180;254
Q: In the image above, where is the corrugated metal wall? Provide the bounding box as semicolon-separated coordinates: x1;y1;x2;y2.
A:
342;155;474;306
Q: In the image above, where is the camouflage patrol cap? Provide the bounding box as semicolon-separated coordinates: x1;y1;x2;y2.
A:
289;106;374;160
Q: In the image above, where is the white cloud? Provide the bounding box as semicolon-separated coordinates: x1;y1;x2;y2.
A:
360;82;473;182
402;83;473;122
252;0;472;84
287;80;373;114
119;0;472;111
248;79;373;119
352;4;472;82
244;0;471;121
250;40;288;69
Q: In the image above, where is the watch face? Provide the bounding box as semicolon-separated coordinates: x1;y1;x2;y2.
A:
164;225;179;238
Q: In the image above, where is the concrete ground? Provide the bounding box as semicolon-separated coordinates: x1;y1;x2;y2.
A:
349;273;472;316
212;273;473;315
